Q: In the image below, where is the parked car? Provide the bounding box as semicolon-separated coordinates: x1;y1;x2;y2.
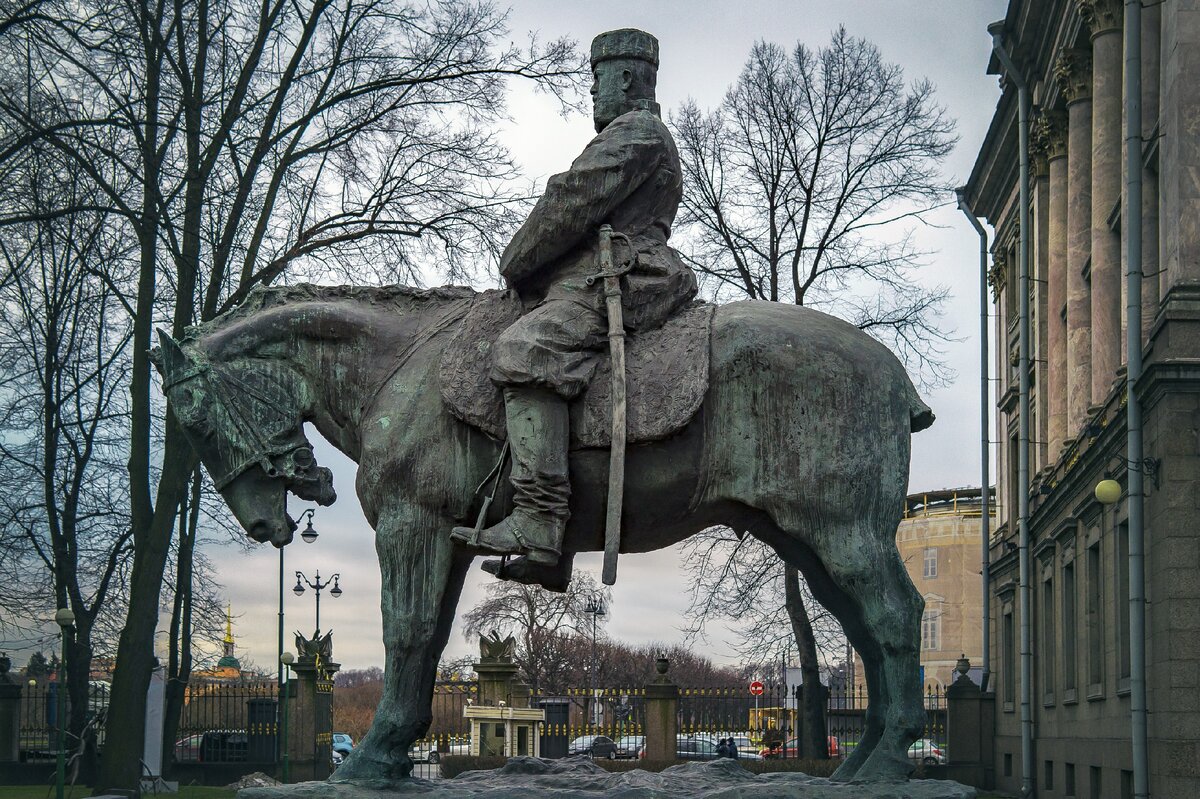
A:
332;732;354;756
173;733;204;763
567;735;618;759
408;740;441;764
676;735;720;761
614;735;644;759
908;739;946;765
759;736;840;759
198;730;248;762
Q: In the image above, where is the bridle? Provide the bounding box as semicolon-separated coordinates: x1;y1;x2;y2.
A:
165;358;308;491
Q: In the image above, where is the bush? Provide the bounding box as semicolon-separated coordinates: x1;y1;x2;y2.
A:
438;756;839;779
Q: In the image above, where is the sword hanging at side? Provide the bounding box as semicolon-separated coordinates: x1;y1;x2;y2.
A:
587;224;635;585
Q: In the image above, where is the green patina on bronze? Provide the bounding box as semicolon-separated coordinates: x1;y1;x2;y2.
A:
153;29;936;786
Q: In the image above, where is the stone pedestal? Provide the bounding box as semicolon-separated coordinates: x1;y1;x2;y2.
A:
466;635;543;759
643;657;678;762
945;660;995;790
286;634;339;782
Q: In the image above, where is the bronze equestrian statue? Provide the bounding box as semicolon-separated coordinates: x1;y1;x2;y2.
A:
153;28;935;785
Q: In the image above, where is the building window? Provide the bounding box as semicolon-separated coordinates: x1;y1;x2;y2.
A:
1090;765;1102;799
921;609;941;651
1042;573;1055;699
1063;559;1077;695
1045;760;1055;791
923;547;938;578
1117;523;1131;684
1066;762;1076;796
1087;540;1104;693
1003;607;1015;710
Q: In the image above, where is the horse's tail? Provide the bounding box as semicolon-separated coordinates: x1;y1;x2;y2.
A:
907;383;936;433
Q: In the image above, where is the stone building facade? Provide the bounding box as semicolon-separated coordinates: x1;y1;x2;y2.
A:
962;1;1200;797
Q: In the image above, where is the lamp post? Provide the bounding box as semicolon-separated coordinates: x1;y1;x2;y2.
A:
280;510;319;689
280;652;294;784
583;596;606;728
54;607;74;799
293;569;342;638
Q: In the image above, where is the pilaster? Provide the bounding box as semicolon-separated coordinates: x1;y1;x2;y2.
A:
1036;110;1070;459
1056;48;1094;438
1084;0;1124;399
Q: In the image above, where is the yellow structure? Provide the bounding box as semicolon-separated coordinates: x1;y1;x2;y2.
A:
855;487;994;692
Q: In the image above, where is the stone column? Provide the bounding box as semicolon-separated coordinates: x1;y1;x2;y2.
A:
0;656;20;762
1055;48;1093;438
1032;140;1051;472
288;635;339;782
643;656;678;762
1140;0;1161;342
1081;0;1123;400
1035;111;1069;460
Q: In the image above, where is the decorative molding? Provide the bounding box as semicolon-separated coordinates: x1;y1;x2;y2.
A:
1078;0;1123;36
1054;48;1093;104
1032;108;1069;162
988;249;1008;301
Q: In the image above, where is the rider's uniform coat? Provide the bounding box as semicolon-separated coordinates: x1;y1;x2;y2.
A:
490;107;698;399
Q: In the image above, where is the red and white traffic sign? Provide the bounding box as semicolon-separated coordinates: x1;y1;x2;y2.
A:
749;680;764;696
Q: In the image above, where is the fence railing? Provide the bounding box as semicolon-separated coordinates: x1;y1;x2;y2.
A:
416;680;949;760
18;679;284;765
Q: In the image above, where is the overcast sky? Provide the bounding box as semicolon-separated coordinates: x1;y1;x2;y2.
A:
188;0;1010;675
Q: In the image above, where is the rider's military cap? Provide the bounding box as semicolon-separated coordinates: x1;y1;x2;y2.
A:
590;29;659;68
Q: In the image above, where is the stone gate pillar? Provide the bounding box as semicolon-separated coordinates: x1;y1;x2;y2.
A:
286;633;339;782
946;657;996;790
643;655;678;762
0;656;20;762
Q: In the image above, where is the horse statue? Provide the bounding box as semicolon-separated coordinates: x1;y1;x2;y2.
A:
153;282;934;783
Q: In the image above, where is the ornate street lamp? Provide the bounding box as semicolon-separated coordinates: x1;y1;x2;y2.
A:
279;508;319;765
54;607;75;799
280;652;295;783
293;569;343;637
583;596;606;728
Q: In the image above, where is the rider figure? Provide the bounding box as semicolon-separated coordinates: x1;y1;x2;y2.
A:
450;29;697;567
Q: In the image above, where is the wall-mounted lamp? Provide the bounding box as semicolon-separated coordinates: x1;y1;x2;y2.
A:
1096;456;1161;505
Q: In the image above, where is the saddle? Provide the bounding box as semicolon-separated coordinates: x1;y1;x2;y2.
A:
439;290;713;449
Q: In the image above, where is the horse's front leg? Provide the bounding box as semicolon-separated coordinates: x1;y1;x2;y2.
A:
332;501;470;782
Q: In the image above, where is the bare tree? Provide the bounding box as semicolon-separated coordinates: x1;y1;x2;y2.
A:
0;131;136;777
462;571;609;695
671;28;956;386
671;29;955;760
0;0;586;788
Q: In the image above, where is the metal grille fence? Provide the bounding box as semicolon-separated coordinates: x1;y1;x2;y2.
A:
418;681;948;762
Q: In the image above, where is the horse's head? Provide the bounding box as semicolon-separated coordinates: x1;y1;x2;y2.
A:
153;330;337;547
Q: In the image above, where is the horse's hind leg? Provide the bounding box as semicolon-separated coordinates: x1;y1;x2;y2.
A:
769;518;924;782
766;531;889;781
815;524;924;781
333;501;471;782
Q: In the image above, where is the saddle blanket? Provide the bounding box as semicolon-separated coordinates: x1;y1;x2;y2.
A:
439;290;713;449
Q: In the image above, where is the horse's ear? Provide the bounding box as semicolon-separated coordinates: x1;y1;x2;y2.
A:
155;329;189;379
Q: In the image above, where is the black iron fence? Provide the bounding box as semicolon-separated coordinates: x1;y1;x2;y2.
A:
17;679;285;765
420;680;948;762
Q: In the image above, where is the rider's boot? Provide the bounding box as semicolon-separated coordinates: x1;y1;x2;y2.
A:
450;387;569;565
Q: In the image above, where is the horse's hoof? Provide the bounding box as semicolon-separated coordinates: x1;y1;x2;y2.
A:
331;749;410;782
852;747;915;783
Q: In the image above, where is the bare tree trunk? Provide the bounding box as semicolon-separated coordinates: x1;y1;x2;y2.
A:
784;565;828;759
162;469;201;773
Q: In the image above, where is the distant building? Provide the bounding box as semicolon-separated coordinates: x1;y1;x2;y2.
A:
854;488;992;694
899;488;992;691
195;605;243;680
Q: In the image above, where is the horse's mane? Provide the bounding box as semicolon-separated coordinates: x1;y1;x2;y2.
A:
180;282;478;345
